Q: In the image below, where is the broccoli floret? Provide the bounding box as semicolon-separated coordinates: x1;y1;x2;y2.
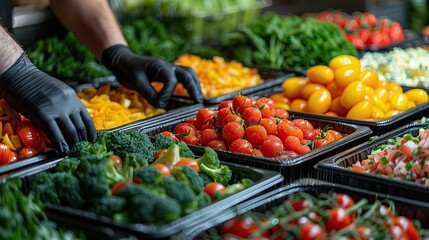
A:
198;172;214;185
99;131;155;164
55;158;80;173
152;143;181;169
52;172;85;208
195;147;220;168
76;158;126;203
178;141;195;159
118;184;181;224
154;134;175;151
89;196;126;220
212;179;254;201
134;167;163;185
30;172;59;204
199;164;232;186
196;192;211;209
163;179;198;214
122;152;149;170
70;140;109;161
172;165;204;194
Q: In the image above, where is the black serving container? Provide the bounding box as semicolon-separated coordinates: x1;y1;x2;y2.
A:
175;178;429;240
251;86;429;136
4;156;283;240
316;119;429;202
138;108;372;184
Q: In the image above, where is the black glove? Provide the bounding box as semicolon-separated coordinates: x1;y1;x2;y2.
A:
0;53;97;154
102;44;203;108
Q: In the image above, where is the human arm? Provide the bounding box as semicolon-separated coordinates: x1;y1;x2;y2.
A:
0;26;96;154
50;0;203;108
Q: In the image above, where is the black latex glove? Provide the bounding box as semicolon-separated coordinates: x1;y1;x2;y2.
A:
0;53;97;154
102;44;203;108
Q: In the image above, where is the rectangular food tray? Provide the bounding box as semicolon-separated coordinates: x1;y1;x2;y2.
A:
138;107;372;184
251;86;429;136
74;76;204;133
0;151;60;176
4;156;283;239
316;119;429;202
177;178;429;239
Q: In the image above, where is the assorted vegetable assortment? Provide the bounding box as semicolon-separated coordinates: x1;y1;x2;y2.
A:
352;128;429;185
207;192;427;239
76;84;165;130
271;55;429;119
161;95;345;158
29;131;255;225
0;99;51;166
312;11;406;50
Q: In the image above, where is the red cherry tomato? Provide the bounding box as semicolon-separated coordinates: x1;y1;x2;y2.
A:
17;126;46;151
204;182;225;199
242;107;262;126
174;158;200;172
222;122;245;144
200;129;222;146
9;151;18;163
151;163;171;176
18;146;39;159
159;131;178;142
0;143;11;165
325;208;352;232
221;217;259;238
110;154;123;165
297;221;326;240
196;108;217;125
335;194;355;209
207;140;227;150
232;95;253;114
174;123;197;137
218;100;233;110
111;181;132;196
154;149;167;160
245;125;267;145
260;136;284;157
229;138;254;155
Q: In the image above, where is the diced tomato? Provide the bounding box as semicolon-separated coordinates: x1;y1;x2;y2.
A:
352;163;365;172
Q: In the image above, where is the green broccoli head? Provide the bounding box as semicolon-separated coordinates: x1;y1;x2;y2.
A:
52;172;85;208
154;134;175;151
122;152;149;170
199;164;232;186
118;184;181;224
69;140;109;161
195;147;220;168
69;141;91;159
196;192;211;209
30;172;60;204
99;131;155;164
89;196;126;219
55;158;80;173
198;172;214;185
172;165;204;194
163;179;198;214
178;141;195;159
134;167;163;185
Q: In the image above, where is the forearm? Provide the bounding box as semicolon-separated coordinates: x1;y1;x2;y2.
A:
0;26;24;74
50;0;127;60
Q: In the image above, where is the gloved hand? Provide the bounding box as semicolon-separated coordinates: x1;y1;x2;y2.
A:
0;53;97;154
102;44;203;108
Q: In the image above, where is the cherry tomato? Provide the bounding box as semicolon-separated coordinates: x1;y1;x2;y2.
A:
390;93;409;111
390;216;420;240
297;221;326;240
290;99;308;112
315;139;330;148
207;140;227;150
269;93;290;105
346;34;365;50
288;199;311;211
362;12;377;28
175;158;200;172
151;163;171;176
200;129;222;146
277;121;304;141
330;97;348;117
257;97;275;110
306;65;334;85
341;81;366;109
292;119;314;131
245;125;268;145
9;151;18;163
204;182;225;199
229;138;254;155
17;126;45;151
300;83;325;100
222;114;242;127
254;101;272;118
335;194;355;208
221;217;258;238
111;181;132;196
283;135;301;151
222;122;245;143
242;107;262;126
307;89;332;114
218;100;233;110
325;208;352;232
346;100;373;119
334;67;360;89
173;123;197;137
0;143;11;165
281;77;308;99
232;95;253;114
274;108;289;119
18;146;39;160
295;145;311;155
180;134;199;145
328;55;361;71
196;108;216;125
260;118;277;135
356;226;372;240
405;89;429;105
260;136;284;157
110;154;123;165
358;69;380;89
326;82;343;98
389;22;405;43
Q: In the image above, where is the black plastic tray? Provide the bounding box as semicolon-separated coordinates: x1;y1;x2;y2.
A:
251;86;429;136
171;69;297;105
316;119;429;202
73;77;204;133
5;157;283;239
0;151;61;176
138;108;372;184
177;178;429;239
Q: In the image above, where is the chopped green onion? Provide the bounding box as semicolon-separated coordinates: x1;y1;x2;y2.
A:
381;156;389;165
395;151;403;157
413;148;421;156
405;162;413;171
403;134;412;141
405;174;411;181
